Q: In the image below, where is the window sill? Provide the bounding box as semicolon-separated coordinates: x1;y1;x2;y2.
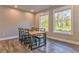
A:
53;31;73;35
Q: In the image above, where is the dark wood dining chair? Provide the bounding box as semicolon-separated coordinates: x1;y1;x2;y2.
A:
18;28;30;44
18;28;38;50
34;28;46;47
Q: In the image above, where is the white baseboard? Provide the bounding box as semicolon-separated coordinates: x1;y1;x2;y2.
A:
47;36;79;45
0;36;18;41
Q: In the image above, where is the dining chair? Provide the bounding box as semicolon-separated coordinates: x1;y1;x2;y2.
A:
18;28;38;50
18;28;24;43
34;28;46;47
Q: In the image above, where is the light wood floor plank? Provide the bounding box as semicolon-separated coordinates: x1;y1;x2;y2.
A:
0;39;79;53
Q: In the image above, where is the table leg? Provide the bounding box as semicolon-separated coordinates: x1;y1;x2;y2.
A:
30;36;33;50
44;33;46;46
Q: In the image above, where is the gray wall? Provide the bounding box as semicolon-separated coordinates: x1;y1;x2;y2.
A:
35;5;79;42
0;6;34;38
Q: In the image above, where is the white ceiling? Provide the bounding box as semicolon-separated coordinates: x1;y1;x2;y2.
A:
4;5;62;13
18;5;52;13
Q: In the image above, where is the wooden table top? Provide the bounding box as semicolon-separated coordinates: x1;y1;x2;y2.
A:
29;31;46;36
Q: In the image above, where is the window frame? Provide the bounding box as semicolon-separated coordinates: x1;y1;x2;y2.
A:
53;6;73;35
39;12;49;32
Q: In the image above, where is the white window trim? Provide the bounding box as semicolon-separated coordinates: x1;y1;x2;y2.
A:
39;12;49;32
53;6;73;35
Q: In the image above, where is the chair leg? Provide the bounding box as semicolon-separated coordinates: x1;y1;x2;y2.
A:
30;37;33;50
44;33;46;46
38;39;40;46
34;38;37;45
30;44;32;50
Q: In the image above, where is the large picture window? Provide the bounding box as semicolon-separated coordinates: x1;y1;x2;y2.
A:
53;6;73;34
39;14;49;31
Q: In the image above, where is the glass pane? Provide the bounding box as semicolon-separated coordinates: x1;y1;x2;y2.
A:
55;11;63;31
39;15;48;31
54;9;72;32
63;9;71;32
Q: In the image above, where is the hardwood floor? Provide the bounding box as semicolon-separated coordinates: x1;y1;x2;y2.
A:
0;38;79;53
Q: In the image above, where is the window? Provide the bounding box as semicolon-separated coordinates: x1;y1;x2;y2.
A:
39;14;49;31
53;6;73;34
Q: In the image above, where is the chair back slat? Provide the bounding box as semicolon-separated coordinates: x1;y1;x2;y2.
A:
18;28;29;39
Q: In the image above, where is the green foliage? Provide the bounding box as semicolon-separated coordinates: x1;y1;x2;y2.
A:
55;9;72;32
40;15;48;31
56;17;71;32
